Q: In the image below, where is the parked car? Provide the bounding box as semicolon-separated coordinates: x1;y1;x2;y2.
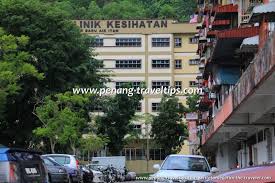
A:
151;155;218;182
42;156;68;183
0;147;48;183
204;163;275;183
43;154;81;183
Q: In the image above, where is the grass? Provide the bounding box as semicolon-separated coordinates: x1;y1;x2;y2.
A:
137;173;152;177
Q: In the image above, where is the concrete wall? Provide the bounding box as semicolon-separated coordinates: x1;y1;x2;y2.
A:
216;143;238;171
126;160;163;174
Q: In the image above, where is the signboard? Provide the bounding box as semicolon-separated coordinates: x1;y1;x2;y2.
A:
74;20;197;34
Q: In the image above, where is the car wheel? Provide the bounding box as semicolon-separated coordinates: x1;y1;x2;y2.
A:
48;174;52;183
68;176;73;183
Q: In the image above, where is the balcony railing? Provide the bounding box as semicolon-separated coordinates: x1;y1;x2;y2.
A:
233;32;275;108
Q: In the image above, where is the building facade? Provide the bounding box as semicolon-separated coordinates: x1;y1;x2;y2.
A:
75;20;199;173
194;0;275;172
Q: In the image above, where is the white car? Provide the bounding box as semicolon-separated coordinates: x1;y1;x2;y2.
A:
151;154;218;182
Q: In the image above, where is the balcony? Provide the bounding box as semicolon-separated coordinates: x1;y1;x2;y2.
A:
233;32;275;109
201;32;275;146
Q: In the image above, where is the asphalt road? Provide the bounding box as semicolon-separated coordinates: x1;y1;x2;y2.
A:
122;181;152;183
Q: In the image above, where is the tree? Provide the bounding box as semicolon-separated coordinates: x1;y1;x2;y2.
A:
159;4;176;19
0;28;43;140
81;134;109;160
86;1;103;19
96;86;143;155
33;92;88;153
151;96;188;155
186;94;200;112
0;0;105;146
102;0;146;19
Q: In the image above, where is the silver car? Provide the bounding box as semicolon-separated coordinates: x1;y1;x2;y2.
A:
152;155;218;182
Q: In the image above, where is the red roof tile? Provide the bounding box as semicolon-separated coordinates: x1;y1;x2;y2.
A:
214;4;238;13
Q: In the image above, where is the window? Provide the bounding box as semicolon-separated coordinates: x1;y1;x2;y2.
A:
115;60;141;69
92;105;103;112
175;59;182;69
135;102;142;112
152;81;170;89
174;37;182;47
149;149;165;160
189;59;200;65
189;81;197;87
189;37;198;44
175;81;182;90
122;148;146;160
115;81;141;89
116;38;141;47
92;38;103;47
50;156;70;165
152;59;170;68
133;125;142;134
258;130;264;142
152;38;170;47
152;103;160;112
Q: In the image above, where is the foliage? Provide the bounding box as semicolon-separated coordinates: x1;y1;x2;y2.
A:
81;134;109;153
33;92;89;153
151;96;188;155
96;85;143;155
0;0;105;146
186;94;200;112
0;28;43;123
41;0;196;21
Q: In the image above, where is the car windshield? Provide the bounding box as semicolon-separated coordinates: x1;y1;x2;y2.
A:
43;157;61;166
49;156;70;165
161;156;210;172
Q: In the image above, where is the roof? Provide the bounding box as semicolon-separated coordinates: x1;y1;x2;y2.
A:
241;35;259;46
0;147;41;154
249;2;275;23
214;4;238;13
43;154;75;157
168;154;206;158
217;26;259;38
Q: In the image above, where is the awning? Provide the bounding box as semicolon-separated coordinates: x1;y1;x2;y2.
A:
240;35;259;52
216;26;259;39
213;67;241;85
211;27;259;63
214;4;238;13
212;19;231;26
249;2;275;23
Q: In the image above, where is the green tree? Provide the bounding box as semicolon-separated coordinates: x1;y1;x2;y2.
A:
159;4;176;19
86;1;103;19
102;0;146;19
0;0;105;146
96;86;143;155
186;94;200;112
33;92;88;153
81;134;109;160
151;96;187;155
0;28;43;129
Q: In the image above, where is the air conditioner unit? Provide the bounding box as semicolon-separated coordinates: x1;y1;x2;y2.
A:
209;92;216;99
